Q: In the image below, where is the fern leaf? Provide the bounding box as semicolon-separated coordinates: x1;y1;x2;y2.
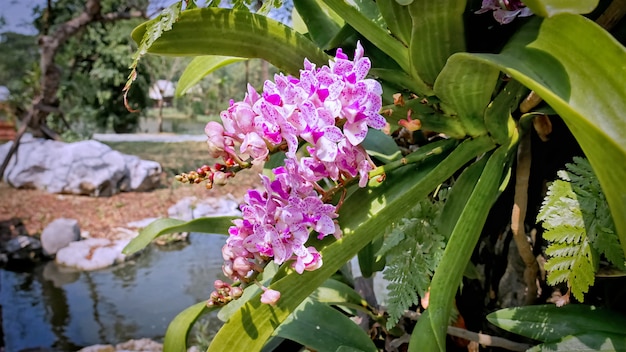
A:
538;157;624;302
123;2;183;106
381;198;445;329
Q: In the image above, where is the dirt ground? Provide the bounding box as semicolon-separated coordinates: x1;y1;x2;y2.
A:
0;168;262;239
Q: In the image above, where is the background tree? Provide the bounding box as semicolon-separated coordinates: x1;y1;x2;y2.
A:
0;0;149;179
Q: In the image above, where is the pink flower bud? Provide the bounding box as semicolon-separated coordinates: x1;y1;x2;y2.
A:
230;286;243;298
232;256;252;277
222;244;234;261
213;171;229;186
205;121;226;158
260;288;281;305
214;279;226;290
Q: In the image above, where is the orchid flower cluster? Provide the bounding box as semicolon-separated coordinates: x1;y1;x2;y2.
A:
476;0;533;24
204;42;386;306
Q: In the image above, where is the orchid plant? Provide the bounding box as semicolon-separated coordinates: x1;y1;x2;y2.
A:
123;0;626;351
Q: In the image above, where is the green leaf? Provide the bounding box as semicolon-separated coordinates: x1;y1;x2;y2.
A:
217;262;279;322
274;298;377;352
357;235;386;278
523;0;599;17
318;0;411;73
483;80;528;145
130;8;330;76
360;128;402;163
527;332;626;352
377;0;412;47
465;14;626;258
163;301;216;352
434;54;499;137
122;217;236;255
369;68;433;97
207;136;495;352
487;304;626;343
407;0;466;85
175;56;246;97
293;0;342;49
310;279;367;306
436;153;489;241
410;142;514;352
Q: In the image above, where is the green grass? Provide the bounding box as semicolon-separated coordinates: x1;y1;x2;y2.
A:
102;141;215;178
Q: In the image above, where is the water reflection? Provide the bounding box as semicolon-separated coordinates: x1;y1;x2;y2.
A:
1;233;226;351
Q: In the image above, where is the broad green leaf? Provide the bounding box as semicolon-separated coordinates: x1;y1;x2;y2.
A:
207;136;495;352
377;0;412;47
487;304;626;342
122;217;236;255
407;0;466;85
318;0;411;73
434;54;500;137
293;0;342;49
527;332;626;352
380;96;466;138
274;298;377;352
175;56;246;97
361;128;402;163
483;80;528;145
131;8;330;76
369;68;434;96
163;301;216;352
310;279;367;306
357;235;386;278
410;143;514;352
524;0;599;17
466;14;626;255
436;153;489;241
217;262;279;322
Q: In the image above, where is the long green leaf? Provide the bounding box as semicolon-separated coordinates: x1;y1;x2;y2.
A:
175;56;246;97
207;136;495;352
293;0;342;49
483;80;527;145
524;0;599;17
407;0;466;85
163;301;215;352
487;304;626;342
528;332;626;352
377;0;412;47
466;14;626;255
434;54;500;137
274;298;377;352
122;217;236;255
318;0;411;73
131;8;330;76
410;143;514;352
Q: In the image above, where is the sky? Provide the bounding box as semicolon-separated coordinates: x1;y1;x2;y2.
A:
0;0;47;34
0;0;291;35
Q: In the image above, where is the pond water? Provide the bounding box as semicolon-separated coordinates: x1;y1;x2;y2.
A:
0;233;226;352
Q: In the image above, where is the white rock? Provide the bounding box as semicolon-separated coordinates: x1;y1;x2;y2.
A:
0;133;162;196
55;238;131;271
167;195;241;221
40;218;81;256
126;217;161;229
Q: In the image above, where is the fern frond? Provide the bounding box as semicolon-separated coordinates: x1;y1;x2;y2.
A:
381;197;445;329
537;157;624;302
123;1;183;107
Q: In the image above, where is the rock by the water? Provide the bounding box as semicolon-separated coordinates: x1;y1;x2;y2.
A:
167;195;241;221
0;133;162;196
40;218;81;256
78;338;163;352
55;238;131;271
